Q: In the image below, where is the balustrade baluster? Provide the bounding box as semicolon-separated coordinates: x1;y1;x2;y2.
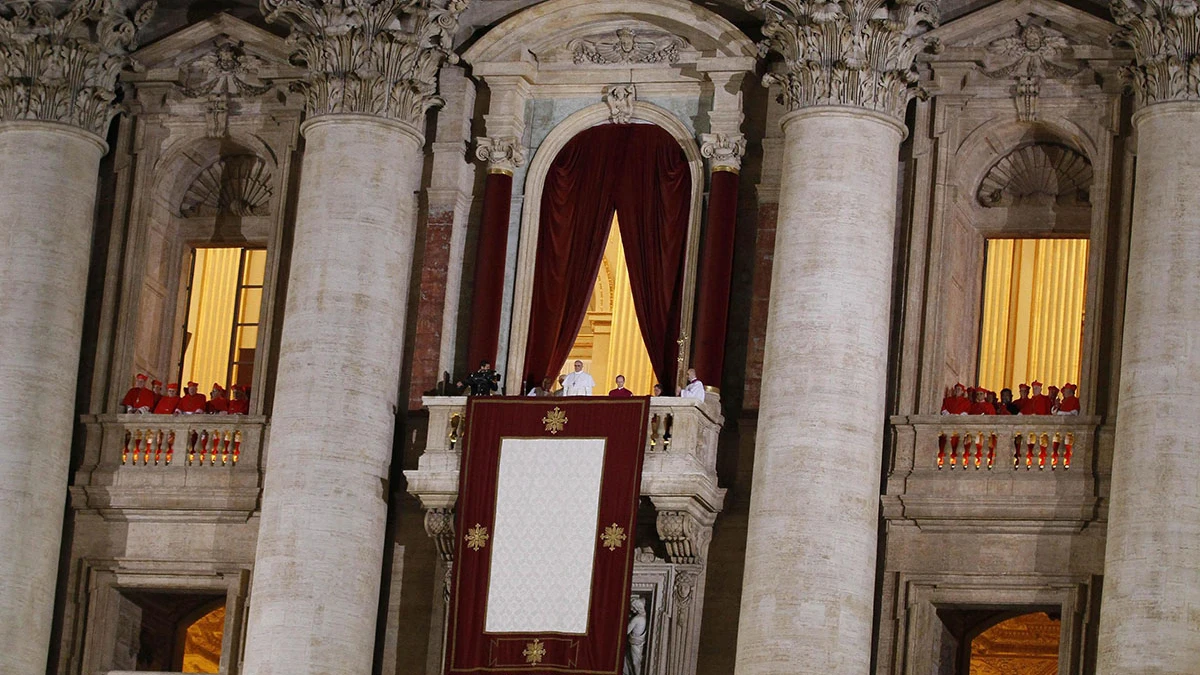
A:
986;432;996;470
936;432;946;469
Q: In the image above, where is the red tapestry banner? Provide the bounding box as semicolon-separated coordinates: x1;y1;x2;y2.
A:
446;397;650;675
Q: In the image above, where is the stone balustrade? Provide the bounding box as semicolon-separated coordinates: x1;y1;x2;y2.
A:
405;396;727;563
71;414;268;521
883;415;1105;532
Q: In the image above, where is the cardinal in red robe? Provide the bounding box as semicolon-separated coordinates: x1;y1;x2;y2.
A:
121;374;155;413
941;383;970;415
177;382;207;414
228;385;249;414
969;388;995;415
153;383;181;414
1021;380;1052;415
1057;383;1080;415
207;384;229;414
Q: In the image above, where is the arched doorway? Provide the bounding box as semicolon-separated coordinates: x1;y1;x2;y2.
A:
521;123;692;394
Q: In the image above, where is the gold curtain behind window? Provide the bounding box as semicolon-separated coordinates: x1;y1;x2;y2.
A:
563;215;655;395
978;238;1088;393
181;248;240;390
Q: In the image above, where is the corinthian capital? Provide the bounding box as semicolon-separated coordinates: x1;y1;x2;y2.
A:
262;0;468;127
1111;0;1200;106
0;0;155;136
474;135;524;174
699;132;746;172
745;0;937;119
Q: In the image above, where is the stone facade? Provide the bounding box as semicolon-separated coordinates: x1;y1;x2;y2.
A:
0;0;1194;673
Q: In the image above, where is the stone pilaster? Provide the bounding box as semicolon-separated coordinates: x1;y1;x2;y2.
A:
736;1;934;672
241;2;466;673
0;2;151;672
1097;2;1200;672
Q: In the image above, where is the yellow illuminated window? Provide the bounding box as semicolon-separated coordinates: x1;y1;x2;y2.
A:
181;605;224;673
978;238;1087;393
180;247;266;392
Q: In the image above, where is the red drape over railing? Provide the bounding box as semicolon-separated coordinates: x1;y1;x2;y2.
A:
523;125;691;392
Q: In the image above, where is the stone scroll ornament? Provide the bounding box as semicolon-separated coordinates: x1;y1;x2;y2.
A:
261;0;468;126
1110;0;1200;106
744;0;938;119
0;0;156;136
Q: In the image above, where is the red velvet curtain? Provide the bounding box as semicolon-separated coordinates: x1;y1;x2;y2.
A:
523;125;691;391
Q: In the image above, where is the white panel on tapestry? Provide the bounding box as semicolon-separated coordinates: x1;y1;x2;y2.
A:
484;437;606;634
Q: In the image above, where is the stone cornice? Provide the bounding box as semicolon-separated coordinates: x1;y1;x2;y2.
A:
262;0;467;127
0;0;155;137
745;0;938;119
1111;0;1200;106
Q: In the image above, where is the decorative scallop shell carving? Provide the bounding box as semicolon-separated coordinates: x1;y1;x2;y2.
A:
977;144;1092;207
180;155;273;217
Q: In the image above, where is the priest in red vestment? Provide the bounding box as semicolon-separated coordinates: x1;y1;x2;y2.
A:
153;383;181;414
121;374;155;413
608;375;633;398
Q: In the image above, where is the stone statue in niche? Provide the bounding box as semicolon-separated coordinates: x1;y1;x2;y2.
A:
624;594;649;675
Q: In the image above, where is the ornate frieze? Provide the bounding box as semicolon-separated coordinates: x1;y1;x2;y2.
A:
568;28;687;65
604;83;635;124
475;135;524;174
982;21;1081;121
1111;0;1200;106
699;132;746;171
745;0;938;118
0;0;155;136
262;0;468;126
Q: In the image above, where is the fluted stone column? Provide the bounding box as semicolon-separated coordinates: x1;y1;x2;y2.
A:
735;1;934;672
1098;2;1200;672
0;2;151;672
241;1;465;673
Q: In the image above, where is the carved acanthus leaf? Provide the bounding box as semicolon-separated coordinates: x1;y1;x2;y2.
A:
699;132;747;171
474;135;524;173
1111;0;1200;106
604;83;635;124
180;155;274;217
977;143;1092;207
656;510;713;564
569;28;688;65
745;0;938;118
0;0;156;136
262;0;468;127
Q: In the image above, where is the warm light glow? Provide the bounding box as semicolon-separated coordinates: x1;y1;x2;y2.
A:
978;238;1087;393
181;247;266;390
181;605;224;673
563;214;655;394
970;612;1060;675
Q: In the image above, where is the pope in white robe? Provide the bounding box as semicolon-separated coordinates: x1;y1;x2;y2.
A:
561;360;595;396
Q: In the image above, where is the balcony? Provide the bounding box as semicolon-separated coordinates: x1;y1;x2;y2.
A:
404;396;727;563
883;415;1105;533
71;414;268;522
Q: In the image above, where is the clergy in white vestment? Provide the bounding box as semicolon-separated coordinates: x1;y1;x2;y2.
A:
561;360;595;396
680;368;705;401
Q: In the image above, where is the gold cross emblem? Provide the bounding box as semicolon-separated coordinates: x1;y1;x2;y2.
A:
600;523;626;551
523;638;546;664
464;523;489;551
542;406;568;434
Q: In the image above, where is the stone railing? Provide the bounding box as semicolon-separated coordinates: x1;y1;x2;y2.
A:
883;415;1104;532
71;414;268;521
405;396;727;563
